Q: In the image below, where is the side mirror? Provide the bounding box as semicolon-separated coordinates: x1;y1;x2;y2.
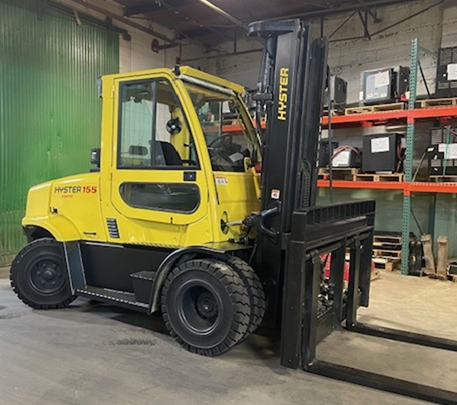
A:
90;148;101;167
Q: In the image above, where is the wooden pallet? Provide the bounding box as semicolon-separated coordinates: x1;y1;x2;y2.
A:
373;257;400;272
322;109;345;116
373;249;402;259
374;234;402;244
430;175;457;183
374;232;416;244
318;168;360;180
345;102;405;115
354;173;404;182
418;98;457;108
373;242;401;250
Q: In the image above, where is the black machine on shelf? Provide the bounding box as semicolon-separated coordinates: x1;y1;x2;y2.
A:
324;75;348;113
362;133;403;173
428;127;457;176
330;145;362;168
435;47;457;98
360;66;410;105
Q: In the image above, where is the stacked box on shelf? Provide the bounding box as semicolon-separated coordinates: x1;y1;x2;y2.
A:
428;127;457;178
372;232;410;271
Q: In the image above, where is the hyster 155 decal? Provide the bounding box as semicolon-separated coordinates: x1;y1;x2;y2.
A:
54;186;98;194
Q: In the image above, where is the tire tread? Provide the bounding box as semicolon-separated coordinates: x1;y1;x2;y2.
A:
221;256;266;340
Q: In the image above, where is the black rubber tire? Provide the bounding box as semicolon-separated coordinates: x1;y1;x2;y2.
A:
221;256;266;340
10;238;75;309
161;259;250;356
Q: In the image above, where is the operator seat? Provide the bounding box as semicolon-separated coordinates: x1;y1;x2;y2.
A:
151;141;183;166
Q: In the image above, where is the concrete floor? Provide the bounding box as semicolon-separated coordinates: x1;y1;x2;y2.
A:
1;272;457;405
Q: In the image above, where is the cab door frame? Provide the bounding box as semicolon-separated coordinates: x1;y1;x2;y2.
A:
109;72;210;227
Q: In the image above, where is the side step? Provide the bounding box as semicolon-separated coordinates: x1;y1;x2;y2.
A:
76;286;149;313
131;271;155;304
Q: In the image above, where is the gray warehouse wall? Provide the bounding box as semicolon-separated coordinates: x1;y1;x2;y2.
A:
198;1;453;104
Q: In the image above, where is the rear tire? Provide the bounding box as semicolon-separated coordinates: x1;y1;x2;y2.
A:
10;238;75;309
161;259;250;356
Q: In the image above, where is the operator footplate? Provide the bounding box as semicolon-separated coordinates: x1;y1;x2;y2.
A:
76;286;149;313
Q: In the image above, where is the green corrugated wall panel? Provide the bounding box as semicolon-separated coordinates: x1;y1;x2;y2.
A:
434;194;457;256
0;1;119;266
318;189;457;257
317;189;433;242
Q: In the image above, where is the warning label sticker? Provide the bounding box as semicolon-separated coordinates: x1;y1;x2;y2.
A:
271;189;280;200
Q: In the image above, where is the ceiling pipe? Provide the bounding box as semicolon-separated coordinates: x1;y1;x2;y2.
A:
64;0;181;46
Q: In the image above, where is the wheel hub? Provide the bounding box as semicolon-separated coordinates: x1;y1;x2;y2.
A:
42;268;56;281
196;292;218;319
178;283;221;335
30;260;64;294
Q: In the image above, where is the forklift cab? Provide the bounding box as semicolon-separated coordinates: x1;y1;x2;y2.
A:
23;67;261;249
103;68;261;247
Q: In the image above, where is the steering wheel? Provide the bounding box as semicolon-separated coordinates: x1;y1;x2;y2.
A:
208;133;233;149
207;133;245;171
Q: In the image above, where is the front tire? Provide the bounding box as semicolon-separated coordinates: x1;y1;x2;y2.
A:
10;238;75;309
222;257;266;340
161;259;250;356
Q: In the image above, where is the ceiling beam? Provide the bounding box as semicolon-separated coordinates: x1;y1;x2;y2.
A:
357;0;381;22
301;1;332;9
123;0;234;44
266;0;423;20
194;0;248;31
357;9;371;39
370;0;443;37
124;3;161;17
150;0;234;42
328;10;355;38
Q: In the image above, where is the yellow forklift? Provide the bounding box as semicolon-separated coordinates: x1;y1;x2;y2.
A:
10;19;457;404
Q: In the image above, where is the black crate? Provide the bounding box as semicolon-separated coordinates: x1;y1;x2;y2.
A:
324;76;347;112
427;127;457;176
362;134;402;173
435;47;457;98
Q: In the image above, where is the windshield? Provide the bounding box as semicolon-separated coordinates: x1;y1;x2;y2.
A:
185;83;260;173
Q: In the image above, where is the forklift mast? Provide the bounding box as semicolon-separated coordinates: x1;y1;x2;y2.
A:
248;20;328;328
248;20;457;405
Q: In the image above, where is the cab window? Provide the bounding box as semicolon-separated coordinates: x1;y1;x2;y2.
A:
185;84;259;173
120;182;200;213
118;79;198;169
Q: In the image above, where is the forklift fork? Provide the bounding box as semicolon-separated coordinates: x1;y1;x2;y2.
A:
281;201;457;405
